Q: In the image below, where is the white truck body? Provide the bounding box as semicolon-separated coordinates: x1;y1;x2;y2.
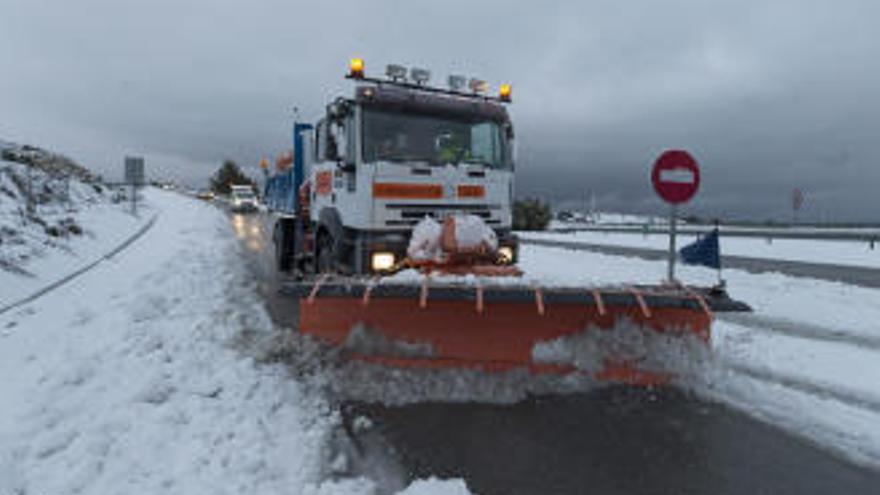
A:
301;83;517;273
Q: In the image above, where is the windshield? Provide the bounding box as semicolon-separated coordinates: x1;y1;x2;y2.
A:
363;109;509;168
233;190;254;199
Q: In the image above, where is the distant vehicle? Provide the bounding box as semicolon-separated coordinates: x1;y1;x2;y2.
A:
229;185;258;212
196;190;215;201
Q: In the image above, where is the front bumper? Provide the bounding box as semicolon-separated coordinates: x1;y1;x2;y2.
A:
231;201;259;212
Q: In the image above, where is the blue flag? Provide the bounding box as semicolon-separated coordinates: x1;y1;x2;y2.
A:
679;228;721;269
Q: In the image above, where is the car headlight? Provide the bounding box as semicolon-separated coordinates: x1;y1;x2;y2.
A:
498;246;514;264
371;252;396;271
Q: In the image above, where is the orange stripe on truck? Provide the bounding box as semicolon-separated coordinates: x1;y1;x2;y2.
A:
457;185;485;198
373;183;444;199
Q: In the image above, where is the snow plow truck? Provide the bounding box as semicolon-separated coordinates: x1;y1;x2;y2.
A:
264;59;749;384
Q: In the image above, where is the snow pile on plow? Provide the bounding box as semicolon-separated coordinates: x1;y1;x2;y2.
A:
532;317;713;380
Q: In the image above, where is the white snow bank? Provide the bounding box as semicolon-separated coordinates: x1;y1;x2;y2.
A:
715;320;880;402
0;190;339;493
306;477;470;495
0;159;151;304
397;477;472;494
0;188;472;494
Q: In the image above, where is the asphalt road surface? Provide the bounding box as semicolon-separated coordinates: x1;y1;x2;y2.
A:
227;209;880;494
522;237;880;289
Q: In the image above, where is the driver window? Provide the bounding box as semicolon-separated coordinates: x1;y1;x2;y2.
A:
470;122;498;164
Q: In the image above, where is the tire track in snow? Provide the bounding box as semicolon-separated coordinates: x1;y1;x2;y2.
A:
0;213;159;316
723;359;880;415
719;313;880;352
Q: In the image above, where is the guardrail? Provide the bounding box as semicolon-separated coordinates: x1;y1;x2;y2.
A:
549;225;879;247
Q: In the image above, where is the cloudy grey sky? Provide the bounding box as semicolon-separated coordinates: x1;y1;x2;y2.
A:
2;0;879;221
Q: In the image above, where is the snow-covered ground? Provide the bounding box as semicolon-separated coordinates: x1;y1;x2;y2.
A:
382;239;880;467
521;229;880;268
0;189;469;495
3;184;878;490
0;159;152;305
513;243;880;467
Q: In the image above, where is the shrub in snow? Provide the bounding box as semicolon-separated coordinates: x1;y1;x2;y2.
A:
513;197;552;231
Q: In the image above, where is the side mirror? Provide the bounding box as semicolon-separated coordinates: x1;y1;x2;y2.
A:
328;121;346;163
504;123;515;139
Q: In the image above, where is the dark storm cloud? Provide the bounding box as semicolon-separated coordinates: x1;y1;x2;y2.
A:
1;0;878;221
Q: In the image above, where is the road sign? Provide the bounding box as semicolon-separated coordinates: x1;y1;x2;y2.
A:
652;150;700;204
125;156;145;185
792;188;804;211
651;150;701;283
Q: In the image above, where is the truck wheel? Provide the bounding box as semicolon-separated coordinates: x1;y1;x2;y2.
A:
274;222;292;272
316;231;337;274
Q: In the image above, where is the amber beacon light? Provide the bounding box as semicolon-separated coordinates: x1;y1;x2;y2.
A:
349;58;365;79
499;83;512;102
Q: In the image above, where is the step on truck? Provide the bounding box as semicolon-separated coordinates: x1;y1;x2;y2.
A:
265;59;518;276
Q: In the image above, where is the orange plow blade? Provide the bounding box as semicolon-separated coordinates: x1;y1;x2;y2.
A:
282;281;749;385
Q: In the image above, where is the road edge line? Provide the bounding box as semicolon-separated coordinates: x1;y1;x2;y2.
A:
0;212;160;316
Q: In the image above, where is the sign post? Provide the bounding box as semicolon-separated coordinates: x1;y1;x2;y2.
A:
651;150;701;283
124;156;145;215
667;204;678;281
792;187;803;225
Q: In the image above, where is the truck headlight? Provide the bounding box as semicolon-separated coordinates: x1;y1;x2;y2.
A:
498;246;514;264
371;252;396;271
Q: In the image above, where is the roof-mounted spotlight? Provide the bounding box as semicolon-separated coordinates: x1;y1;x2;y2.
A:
348;58;364;79
410;67;431;85
468;78;489;95
386;64;408;82
447;75;466;92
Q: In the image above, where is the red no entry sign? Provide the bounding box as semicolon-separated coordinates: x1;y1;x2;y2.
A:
652;150;700;204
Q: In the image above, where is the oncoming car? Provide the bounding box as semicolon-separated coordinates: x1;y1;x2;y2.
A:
230;185;258;212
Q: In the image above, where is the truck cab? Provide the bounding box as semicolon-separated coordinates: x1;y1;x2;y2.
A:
272;61;518;275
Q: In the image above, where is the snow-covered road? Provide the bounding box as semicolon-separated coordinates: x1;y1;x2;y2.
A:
514;241;880;467
0;189;467;495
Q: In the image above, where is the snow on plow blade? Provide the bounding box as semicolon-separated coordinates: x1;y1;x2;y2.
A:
281;281;750;385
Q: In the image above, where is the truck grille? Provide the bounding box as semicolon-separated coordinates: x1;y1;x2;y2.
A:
384;203;501;227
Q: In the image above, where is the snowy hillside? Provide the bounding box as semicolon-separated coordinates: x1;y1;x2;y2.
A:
0;159;149;305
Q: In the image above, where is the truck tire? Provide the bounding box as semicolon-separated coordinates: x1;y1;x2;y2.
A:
274;221;293;273
316;230;337;274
